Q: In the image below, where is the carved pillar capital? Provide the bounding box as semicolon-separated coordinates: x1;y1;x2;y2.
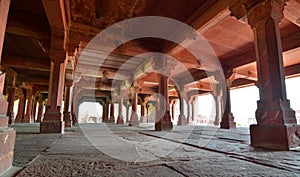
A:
49;48;67;64
242;0;287;28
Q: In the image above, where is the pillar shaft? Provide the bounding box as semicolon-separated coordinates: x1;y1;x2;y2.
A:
36;98;44;123
63;82;72;127
213;95;222;126
191;98;195;122
187;100;191;124
155;74;173;130
116;97;124;124
109;102;115;123
23;89;34;123
101;101;109;123
41;49;66;133
129;85;139;126
32;98;38;122
15;88;25;123
140;103;145;123
125;104;130;123
0;1;17;174
243;0;300;149
6;87;16;124
220;84;236;129
177;92;187;126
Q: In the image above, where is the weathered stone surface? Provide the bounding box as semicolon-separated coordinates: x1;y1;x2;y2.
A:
0;128;16;176
250;124;300;150
40;120;65;133
4;124;300;176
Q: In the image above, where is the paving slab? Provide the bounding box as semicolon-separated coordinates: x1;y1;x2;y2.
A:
5;123;300;176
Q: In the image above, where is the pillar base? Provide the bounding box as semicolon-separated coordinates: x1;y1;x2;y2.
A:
129;113;139;126
0;128;16;176
177;114;187;126
63;112;72;127
40;120;65;133
40;111;64;133
0;117;8;127
8;113;15;125
14;116;22;123
116;115;124;124
22;115;32;123
214;120;220;126
64;120;73;127
155;113;173;131
250;124;300;150
220;113;236;129
108;116;115;123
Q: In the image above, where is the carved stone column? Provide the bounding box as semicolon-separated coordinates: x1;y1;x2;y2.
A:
155;73;173;130
109;100;115;123
32;98;38;122
36;97;44;123
129;81;139;126
220;74;236;129
186;99;191;124
171;99;178;121
140;95;149;123
6;86;16;124
177;90;187;126
191;97;197;122
40;49;66;133
63;81;73;127
0;73;16;175
0;1;16;173
15;87;25;123
23;88;34;123
125;101;130;123
212;85;222;126
241;0;300;149
116;96;124;124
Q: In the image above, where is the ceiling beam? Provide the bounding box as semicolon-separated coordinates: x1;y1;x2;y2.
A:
1;54;50;71
164;0;230;54
284;0;300;27
223;31;300;69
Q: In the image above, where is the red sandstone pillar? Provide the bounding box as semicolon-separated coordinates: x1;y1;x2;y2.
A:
63;81;72;127
109;101;115;123
6;86;16;124
171;99;177;121
116;97;124;124
187;99;191;124
40;49;66;133
15;88;25;123
125;102;130;123
177;89;187;126
0;73;16;174
129;82;139;126
242;0;300;150
213;93;222;126
155;73;173;130
140;96;149;123
32;98;38;122
36;97;44;123
0;1;16;173
220;74;236;129
140;102;145;123
23;88;34;123
100;102;106;122
71;88;78;125
191;97;196;122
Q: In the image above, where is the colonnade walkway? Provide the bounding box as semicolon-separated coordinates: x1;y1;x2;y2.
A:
4;123;300;176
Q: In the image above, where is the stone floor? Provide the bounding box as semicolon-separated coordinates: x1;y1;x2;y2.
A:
2;123;300;176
